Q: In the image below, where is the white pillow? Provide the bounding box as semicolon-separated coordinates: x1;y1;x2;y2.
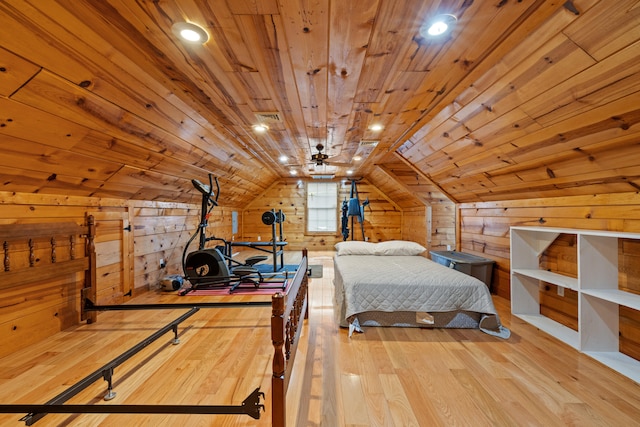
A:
335;241;377;256
374;240;427;256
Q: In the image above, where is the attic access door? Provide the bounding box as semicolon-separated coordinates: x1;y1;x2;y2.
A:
87;209;133;303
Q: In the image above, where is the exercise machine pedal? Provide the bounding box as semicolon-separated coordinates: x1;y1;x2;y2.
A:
245;255;268;266
229;266;263;292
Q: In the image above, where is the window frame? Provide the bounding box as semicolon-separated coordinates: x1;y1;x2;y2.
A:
305;181;338;235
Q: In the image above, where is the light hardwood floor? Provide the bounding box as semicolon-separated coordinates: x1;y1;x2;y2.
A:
1;250;639;426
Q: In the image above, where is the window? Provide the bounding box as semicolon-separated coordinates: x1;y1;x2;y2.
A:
307;182;337;233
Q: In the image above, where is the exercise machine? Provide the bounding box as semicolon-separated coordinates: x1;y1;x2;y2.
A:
341;179;370;241
340;199;349;241
181;174;264;292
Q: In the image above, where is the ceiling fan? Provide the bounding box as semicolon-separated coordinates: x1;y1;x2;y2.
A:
280;143;352;170
309;144;351;167
310;144;329;165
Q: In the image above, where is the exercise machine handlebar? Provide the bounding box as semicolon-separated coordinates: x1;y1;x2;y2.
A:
192;174;219;207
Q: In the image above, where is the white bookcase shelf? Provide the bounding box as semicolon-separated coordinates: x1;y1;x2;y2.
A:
512;268;579;291
510;226;640;384
581;289;640;311
515;313;580;349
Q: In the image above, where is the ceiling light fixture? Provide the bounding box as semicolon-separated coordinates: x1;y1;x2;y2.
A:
279;155;288;163
252;123;269;133
172;22;209;44
422;14;457;38
353;155;362;162
289;169;298;175
369;124;383;132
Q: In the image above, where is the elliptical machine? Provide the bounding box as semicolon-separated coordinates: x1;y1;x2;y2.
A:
181;174;262;293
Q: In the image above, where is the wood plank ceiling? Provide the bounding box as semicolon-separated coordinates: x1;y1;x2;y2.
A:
0;0;638;207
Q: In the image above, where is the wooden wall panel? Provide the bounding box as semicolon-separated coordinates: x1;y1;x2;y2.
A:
0;276;81;358
401;207;428;248
620;306;640;361
620;238;640;293
89;210;130;305
433;203;456;251
368;157;456;251
539;285;579;331
460;191;640;362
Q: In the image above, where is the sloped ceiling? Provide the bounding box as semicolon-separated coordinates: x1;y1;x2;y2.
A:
371;154;451;209
0;1;638;207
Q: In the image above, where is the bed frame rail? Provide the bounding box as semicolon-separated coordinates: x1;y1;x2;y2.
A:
13;308;201;425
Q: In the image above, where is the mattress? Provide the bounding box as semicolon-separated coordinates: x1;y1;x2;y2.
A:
333;254;509;338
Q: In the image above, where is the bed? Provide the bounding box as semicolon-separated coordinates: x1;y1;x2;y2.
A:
333;240;509;339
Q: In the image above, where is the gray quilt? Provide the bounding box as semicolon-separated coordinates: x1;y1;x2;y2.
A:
333;254;508;337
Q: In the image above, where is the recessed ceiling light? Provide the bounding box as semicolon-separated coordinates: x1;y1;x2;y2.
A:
369;124;383;132
422;14;457;38
346;170;353;175
289;169;298;175
279;155;288;163
252;123;269;133
353;155;362;162
172;22;209;44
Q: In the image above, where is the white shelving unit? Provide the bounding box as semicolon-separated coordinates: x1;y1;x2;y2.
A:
510;226;640;384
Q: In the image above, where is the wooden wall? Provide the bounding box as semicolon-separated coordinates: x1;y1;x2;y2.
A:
241;178;407;251
459;191;640;361
367;158;457;251
400;205;455;251
401;206;428;248
0;191;216;357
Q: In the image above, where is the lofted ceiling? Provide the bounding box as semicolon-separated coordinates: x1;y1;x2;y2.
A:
0;0;639;207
